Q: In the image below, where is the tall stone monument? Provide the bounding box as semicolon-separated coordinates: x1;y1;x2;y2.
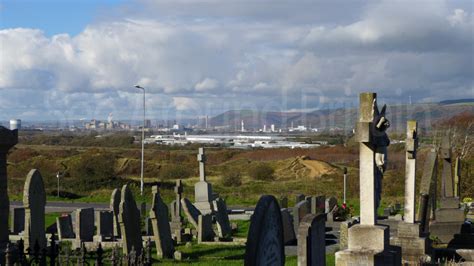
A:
118;185;143;255
110;188;121;239
416;147;438;233
335;92;400;266
430;135;466;243
194;148;214;214
149;186;174;259
23;169;47;250
244;195;285;266
391;121;431;264
0;126;17;247
170;179;183;235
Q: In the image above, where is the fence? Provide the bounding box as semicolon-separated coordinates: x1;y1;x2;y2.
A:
4;233;154;266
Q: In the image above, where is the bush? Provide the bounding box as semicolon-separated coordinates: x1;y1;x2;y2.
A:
159;164;193;180
221;169;242;187
68;153;117;191
248;163;275;181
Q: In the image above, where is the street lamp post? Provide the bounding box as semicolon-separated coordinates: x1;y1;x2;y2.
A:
135;85;145;196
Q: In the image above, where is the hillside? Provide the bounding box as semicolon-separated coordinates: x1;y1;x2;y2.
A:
210;103;474;132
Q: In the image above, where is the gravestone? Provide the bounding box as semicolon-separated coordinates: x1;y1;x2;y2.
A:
149;185;174;259
181;198;201;229
197;214;215;243
110;188;121;239
391;121;431;264
245;195;285;266
454;157;461;198
430;135;466;244
119;184;143;255
339;219;359;250
314;196;326;214
23;169;47;251
416;148;438;233
194;148;214;214
281;208;296;245
293;200;310;234
297;213;326;266
75;208;95;241
57;214;75;239
335;92;400;266
95;210;114;241
11;207;25;234
212;198;232;239
0;126;18;246
144;217;153;236
171;179;184;236
325;197;338;213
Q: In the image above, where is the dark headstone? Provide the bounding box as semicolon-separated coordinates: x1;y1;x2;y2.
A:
245;195;284;266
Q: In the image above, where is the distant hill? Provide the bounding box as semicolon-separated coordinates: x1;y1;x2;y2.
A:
209;103;474;132
439;99;474;105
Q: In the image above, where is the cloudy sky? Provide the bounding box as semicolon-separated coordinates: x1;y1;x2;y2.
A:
0;0;473;122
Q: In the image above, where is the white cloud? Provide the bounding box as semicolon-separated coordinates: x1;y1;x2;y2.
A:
0;0;472;120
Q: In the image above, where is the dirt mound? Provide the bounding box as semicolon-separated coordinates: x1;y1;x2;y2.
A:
277;156;339;179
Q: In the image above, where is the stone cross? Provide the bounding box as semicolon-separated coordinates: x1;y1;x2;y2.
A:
355;92;390;225
0;126;18;245
404;120;418;223
197;147;206;182
454;157;461;198
174;179;183;220
440;135;453;198
23;169;47;250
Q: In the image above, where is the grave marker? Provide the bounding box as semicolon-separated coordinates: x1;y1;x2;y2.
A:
11;207;25;234
110;188;121;238
23;169;47;250
75;208;95;242
297;213;326;266
0;126;18;245
194;148;214;214
181;198;201;229
213;198;232;239
150;186;174;259
95;210;114;241
56;214;75;240
245;195;285;266
119;184;143;255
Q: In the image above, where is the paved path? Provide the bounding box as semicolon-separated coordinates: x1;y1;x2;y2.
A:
10;201;109;213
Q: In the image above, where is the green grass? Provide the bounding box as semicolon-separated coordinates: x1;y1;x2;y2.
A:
45;212;61;229
232;220;250;238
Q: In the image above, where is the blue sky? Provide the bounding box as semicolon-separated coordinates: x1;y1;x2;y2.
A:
0;0;472;121
0;0;126;36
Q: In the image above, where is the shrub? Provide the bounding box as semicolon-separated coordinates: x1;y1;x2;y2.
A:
68;153;117;191
248;163;275;181
221;169;242;187
159;164;193;180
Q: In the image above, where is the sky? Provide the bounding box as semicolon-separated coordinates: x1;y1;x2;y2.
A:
0;0;473;122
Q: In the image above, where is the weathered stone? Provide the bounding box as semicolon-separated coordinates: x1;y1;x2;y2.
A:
56;214;75;239
181;198;201;229
0;126;18;246
293;200;310;234
245;195;285;266
325;197;338;213
339;219;359;250
390;223;431;264
297;213;326;266
194;148;214;214
404;120;418;223
336;93;399;266
281;208;296;245
212;198;232;239
197;214;215;243
144;217;153;236
171;180;184;236
441;135;454;197
417;148;437;231
150;186;174;259
75;208;95;241
110;188;121;238
10;207;25;234
23;169;46;250
119;184;142;255
95;210;114;241
454;157;461;197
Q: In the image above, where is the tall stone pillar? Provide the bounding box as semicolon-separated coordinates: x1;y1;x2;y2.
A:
335;93;400;266
194;148;214;214
0;126;18;247
430;136;467;244
391;121;431;264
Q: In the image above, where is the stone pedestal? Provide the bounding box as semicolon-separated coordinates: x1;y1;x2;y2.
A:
0;127;18;247
336;224;401;266
391;223;431;264
430;198;465;244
